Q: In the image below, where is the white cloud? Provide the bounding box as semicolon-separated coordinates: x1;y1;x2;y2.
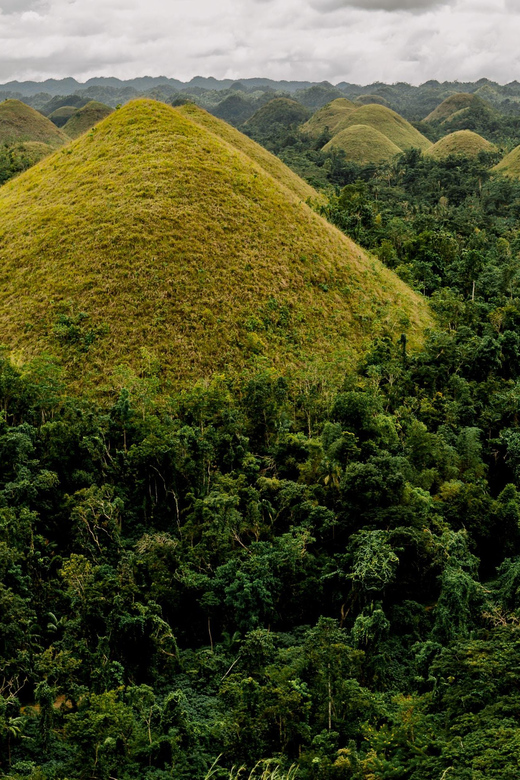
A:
0;0;518;85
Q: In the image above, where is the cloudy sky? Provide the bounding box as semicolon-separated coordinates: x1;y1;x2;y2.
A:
0;0;519;85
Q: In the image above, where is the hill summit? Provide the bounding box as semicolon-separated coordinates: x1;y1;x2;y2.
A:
426;130;495;160
0;99;431;392
0;99;69;146
323;124;402;165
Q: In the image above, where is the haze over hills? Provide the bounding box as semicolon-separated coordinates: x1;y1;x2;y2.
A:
0;99;430;392
3;76;520;123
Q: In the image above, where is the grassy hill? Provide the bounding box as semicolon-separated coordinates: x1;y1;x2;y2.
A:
425;93;486;123
0;99;69;146
323;124;402;164
426;130;495;159
244;98;310;135
62;100;114;138
48;105;79;127
0;99;431;393
301;98;356;137
332;104;432;152
175;102;318;203
492;145;520;177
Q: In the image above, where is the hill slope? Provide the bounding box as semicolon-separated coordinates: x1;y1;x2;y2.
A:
323;124;402;164
0;99;431;391
425;93;485;123
332;105;432;152
0;99;69;145
62;100;114;138
301;98;356;137
492;145;520;177
174;102;317;203
426;130;495;159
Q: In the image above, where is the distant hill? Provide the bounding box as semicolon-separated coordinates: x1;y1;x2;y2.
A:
0;99;68;146
0;99;430;391
354;95;391;107
62;101;114;138
211;94;257;126
244;98;310;135
425;93;487;123
492;145;520;177
327;104;432;152
301;98;357;138
295;83;345;108
48;105;78;127
323;124;402;165
426;130;496;159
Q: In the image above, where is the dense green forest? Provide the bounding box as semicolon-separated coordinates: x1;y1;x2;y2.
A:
3;98;520;779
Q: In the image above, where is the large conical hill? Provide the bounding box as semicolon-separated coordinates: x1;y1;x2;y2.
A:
323;124;402;165
492;145;520;178
0;99;69;146
301;98;356;138
332;105;432;152
62;100;114;138
426;130;495;160
0;99;431;391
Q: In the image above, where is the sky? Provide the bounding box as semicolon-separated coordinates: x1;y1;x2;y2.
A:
0;0;519;86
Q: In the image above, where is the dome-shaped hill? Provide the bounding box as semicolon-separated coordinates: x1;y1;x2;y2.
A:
332;104;432;153
323;124;402;165
426;130;495;160
492;146;520;178
48;105;79;127
62;100;114;138
425;93;484;123
301;98;356;138
0;99;69;146
244;98;310;135
0;99;431;392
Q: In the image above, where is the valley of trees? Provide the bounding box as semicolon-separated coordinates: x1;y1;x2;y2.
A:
2;87;520;779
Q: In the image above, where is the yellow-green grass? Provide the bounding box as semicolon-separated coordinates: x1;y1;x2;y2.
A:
62;100;114;138
11;141;54;165
425;93;480;123
492;145;520;177
0;99;432;394
175;102;317;203
301;98;356;137
333;105;432;152
323;124;402;165
0;99;69;146
426;130;495;160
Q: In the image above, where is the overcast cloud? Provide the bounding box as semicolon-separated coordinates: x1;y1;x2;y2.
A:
0;0;518;85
